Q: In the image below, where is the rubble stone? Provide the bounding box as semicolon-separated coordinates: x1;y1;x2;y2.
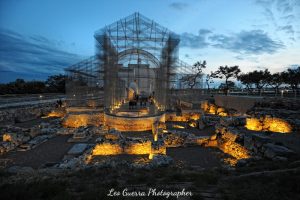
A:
150;155;173;167
68;143;88;155
263;143;294;159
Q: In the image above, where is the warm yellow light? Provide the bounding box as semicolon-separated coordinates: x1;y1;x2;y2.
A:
188;121;197;128
148;153;154;160
218;112;228;116
63;114;100;128
223;158;238;166
47;110;65;118
245;117;292;133
172;124;185;129
3;134;12;142
190;113;200;120
92;142;152;156
125;142;151;155
92;143;123;155
263;117;292;133
245;118;262;131
220;141;251;166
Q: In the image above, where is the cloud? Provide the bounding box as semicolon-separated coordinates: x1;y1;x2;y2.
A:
169;2;188;10
209;30;284;55
255;0;300;39
180;29;212;48
277;25;294;34
198;29;212;35
0;29;84;82
276;0;294;14
256;0;298;14
280;14;295;22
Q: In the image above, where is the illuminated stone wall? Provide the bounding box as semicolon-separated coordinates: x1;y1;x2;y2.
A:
124;141;151;154
245;117;292;133
104;113;165;131
92;141;152;155
200;101;228;116
219;141;250;160
63;113;103;128
165;112;200;122
92;142;123;155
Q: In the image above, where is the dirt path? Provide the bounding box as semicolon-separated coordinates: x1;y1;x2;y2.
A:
167;146;222;168
1;135;72;169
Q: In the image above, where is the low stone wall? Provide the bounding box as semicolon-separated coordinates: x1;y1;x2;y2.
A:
92;140;152;155
63;113;103;128
165;111;200;122
214;95;263;114
104;113;165;131
0;103;55;124
62;107;104;128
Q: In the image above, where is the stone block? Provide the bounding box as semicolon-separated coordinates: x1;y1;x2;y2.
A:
68;143;88;155
263;143;294;159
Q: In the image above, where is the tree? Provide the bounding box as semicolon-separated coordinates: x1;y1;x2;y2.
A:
205;73;214;94
282;66;300;98
180;61;206;89
211;65;241;95
242;69;271;96
14;79;26;94
238;73;254;94
45;74;66;93
0;74;66;94
267;72;284;96
218;81;235;93
24;81;46;93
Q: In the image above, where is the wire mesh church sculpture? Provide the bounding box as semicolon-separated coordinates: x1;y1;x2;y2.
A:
65;13;202;113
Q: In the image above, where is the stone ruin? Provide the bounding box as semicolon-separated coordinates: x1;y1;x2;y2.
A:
1;96;299;173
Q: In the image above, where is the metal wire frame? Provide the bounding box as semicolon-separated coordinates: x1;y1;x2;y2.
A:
65;13;203;108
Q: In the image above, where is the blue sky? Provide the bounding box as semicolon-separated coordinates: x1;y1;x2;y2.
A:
0;0;299;83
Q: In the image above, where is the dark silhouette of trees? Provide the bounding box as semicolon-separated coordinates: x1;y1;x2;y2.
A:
238;69;270;96
0;79;46;94
0;74;66;94
211;65;241;95
238;73;254;94
205;73;214;94
267;72;284;96
219;81;235;94
45;74;66;93
180;61;206;89
238;67;300;97
282;66;300;98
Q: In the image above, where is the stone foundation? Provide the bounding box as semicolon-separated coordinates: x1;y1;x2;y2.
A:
0;103;55;124
62;107;104;128
104;113;165;131
165;112;200;122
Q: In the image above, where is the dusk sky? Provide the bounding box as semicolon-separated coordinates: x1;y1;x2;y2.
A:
0;0;299;83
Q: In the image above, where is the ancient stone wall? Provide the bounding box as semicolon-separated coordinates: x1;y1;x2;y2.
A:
104;113;165;131
165;112;200;122
0;103;55;124
214;95;263;114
